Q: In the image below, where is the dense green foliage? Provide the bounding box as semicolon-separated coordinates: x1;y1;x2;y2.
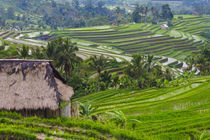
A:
186;44;210;75
125;55;172;88
0;8;210;139
1;0;210;30
0;40;19;58
0;0;126;29
46;37;82;77
132;4;173;24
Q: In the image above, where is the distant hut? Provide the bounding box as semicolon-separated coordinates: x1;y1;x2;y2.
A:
193;12;199;15
0;59;74;117
161;24;169;30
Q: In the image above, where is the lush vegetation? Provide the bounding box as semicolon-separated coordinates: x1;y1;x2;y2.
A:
47;22;202;59
0;75;209;139
0;0;210;139
0;0;127;30
74;75;210;140
0;111;150;140
10;37;176;96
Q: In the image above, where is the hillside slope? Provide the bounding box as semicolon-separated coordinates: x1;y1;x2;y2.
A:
74;76;210;139
0;112;151;140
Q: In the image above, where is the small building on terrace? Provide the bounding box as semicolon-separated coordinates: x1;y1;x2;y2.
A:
0;59;74;117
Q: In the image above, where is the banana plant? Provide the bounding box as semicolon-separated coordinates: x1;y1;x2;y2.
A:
106;110;141;128
77;101;96;119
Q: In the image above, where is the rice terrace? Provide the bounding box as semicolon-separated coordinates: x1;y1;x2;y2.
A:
0;0;210;140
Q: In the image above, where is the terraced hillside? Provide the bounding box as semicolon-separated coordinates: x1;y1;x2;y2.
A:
173;15;210;36
1;15;210;66
2;15;209;60
48;23;202;59
74;76;210;139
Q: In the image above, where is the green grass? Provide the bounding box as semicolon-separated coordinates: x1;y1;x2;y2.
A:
74;76;210;139
0;111;152;140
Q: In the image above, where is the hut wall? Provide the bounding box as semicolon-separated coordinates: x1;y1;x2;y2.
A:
61;103;71;117
6;109;60;118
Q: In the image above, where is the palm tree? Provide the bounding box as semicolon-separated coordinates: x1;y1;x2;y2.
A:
125;54;147;88
145;55;154;72
18;45;29;59
143;6;149;22
46;39;59;59
56;38;81;77
32;46;45;59
89;55;107;75
100;70;112;88
125;54;165;88
77;101;96;119
89;55;108;90
185;55;194;70
132;4;141;23
46;37;81;77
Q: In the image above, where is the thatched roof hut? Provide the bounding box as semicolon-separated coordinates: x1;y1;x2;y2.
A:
0;59;74;117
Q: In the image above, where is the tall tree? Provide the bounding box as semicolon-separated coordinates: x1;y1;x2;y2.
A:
89;55;108;90
56;38;81;77
125;54;165;88
72;0;80;9
46;37;62;59
7;7;15;20
89;55;107;76
115;6;122;25
0;17;5;27
97;1;105;9
132;5;141;23
143;6;149;22
161;4;173;20
86;0;93;10
46;37;81;77
18;45;29;59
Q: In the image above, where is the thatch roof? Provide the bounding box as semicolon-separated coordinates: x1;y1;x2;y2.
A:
0;59;74;111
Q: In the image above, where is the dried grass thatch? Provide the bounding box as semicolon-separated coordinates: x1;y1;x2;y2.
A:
0;59;74;111
55;78;74;102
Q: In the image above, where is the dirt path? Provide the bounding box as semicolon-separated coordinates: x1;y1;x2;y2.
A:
76;53;88;60
6;37;45;47
36;133;63;140
79;48;131;61
162;57;177;66
15;34;24;39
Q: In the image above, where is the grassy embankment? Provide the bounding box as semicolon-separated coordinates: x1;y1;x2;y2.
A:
74;76;210;140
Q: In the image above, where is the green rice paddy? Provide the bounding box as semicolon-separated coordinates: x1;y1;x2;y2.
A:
74;76;210;140
2;15;210;61
48;16;209;59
